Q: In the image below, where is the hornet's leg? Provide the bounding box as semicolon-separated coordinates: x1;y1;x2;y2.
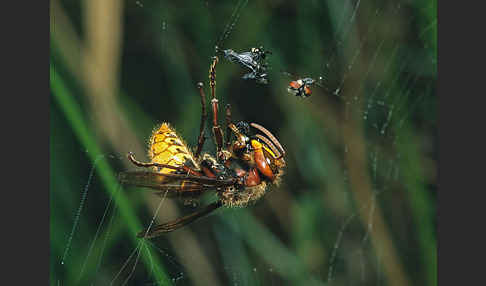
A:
225;104;232;148
209;56;225;161
195;82;207;160
126;152;202;176
137;201;223;238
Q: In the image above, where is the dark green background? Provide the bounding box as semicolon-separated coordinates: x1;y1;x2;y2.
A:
50;0;436;285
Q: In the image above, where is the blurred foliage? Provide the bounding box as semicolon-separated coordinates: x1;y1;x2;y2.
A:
50;0;436;285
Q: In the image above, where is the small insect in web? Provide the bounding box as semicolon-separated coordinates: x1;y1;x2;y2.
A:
119;56;286;239
283;72;329;98
220;46;272;84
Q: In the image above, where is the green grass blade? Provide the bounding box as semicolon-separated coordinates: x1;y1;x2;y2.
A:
223;210;325;285
50;65;171;285
397;124;437;286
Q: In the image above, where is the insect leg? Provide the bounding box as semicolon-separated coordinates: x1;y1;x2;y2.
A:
127;152;202;176
209;56;225;160
225;104;232;148
195;82;207;160
137;201;223;238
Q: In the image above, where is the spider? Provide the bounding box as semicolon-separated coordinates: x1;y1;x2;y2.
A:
118;56;286;239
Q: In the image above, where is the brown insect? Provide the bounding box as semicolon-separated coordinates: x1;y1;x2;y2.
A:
119;56;286;239
283;71;330;98
288;78;315;98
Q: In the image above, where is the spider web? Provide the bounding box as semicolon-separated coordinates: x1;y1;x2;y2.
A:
50;0;436;285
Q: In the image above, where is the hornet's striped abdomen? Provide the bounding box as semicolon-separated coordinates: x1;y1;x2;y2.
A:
148;123;198;174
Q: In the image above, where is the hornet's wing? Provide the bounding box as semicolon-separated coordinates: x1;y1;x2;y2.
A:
118;171;235;198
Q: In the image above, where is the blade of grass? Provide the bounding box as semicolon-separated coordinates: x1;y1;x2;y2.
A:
222;209;325;285
397;123;437;286
50;65;171;285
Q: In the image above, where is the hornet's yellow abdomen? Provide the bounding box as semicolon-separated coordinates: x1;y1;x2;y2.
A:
148;123;198;174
